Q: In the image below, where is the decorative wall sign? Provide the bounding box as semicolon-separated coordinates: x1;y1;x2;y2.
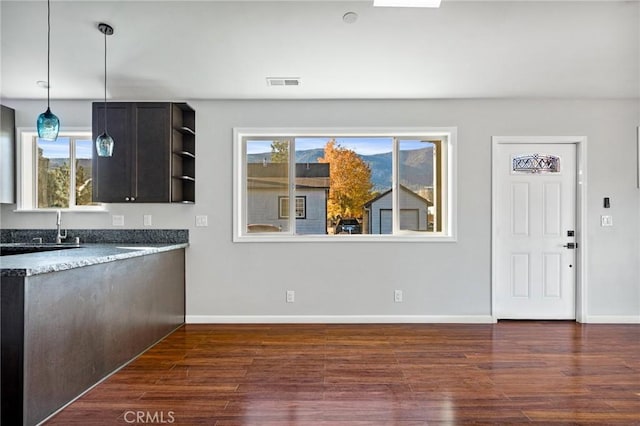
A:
512;153;560;174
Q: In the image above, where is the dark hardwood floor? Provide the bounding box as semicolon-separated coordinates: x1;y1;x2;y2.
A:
47;322;640;425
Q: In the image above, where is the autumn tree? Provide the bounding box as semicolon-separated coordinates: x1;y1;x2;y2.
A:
319;140;373;219
270;140;289;163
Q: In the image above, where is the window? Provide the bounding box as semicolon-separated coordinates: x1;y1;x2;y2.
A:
279;196;306;219
234;128;456;241
17;129;102;210
512;154;561;174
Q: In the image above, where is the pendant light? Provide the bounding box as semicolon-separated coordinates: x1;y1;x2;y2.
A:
96;23;114;157
36;0;60;141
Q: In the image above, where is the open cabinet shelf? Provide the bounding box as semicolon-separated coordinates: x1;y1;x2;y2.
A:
171;103;196;203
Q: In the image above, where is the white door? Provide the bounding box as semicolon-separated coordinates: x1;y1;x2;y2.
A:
495;143;577;319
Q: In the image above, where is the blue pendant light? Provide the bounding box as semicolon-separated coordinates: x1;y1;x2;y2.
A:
96;23;114;157
36;0;60;141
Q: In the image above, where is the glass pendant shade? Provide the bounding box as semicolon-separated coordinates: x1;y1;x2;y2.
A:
37;107;60;141
96;23;115;158
96;132;114;157
38;0;60;142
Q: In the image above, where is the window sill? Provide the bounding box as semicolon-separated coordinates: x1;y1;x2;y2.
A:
13;208;109;214
233;234;457;243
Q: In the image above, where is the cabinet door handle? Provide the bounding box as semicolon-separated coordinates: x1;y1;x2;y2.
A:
131;197;136;201
125;197;130;201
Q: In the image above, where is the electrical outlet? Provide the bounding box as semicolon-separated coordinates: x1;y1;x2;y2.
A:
143;215;152;226
195;215;208;227
286;290;295;303
394;289;403;303
601;215;613;227
112;215;125;226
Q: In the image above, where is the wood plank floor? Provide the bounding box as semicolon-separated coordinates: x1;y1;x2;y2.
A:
47;322;640;425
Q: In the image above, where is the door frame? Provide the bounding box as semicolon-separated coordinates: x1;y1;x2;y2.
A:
491;136;588;322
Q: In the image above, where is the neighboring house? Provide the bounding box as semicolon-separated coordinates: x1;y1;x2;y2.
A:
364;185;433;234
247;163;330;234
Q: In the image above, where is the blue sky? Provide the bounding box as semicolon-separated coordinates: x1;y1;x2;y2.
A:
41;137;431;159
295;137;392;155
38;138;93;159
246;137;432;155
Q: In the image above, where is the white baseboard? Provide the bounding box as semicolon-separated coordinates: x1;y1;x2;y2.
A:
582;315;640;324
186;315;496;324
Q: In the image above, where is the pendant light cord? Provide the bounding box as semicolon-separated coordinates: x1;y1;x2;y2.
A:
103;28;108;133
47;0;51;109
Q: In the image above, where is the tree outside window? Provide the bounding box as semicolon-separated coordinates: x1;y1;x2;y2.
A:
36;136;96;209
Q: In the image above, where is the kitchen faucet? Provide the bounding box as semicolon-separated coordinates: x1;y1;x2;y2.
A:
55;210;67;244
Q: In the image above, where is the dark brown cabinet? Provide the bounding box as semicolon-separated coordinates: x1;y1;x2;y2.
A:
92;102;195;203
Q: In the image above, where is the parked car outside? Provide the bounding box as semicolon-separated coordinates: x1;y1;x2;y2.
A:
335;218;361;234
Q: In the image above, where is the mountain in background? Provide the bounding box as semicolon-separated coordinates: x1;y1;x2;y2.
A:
248;147;433;191
295;148;325;164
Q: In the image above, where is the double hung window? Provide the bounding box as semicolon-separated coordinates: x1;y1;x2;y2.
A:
279;196;306;219
17;130;101;210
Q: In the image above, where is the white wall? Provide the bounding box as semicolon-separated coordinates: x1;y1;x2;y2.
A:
1;99;639;322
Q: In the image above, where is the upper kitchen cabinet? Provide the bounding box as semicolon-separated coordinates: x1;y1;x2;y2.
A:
0;105;16;204
92;102;195;203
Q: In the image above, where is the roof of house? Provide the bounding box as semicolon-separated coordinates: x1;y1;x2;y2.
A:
247;163;330;189
364;185;433;208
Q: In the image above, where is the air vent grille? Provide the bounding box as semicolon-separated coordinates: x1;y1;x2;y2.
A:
266;77;301;87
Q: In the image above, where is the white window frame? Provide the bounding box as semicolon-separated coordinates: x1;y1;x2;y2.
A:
279;196;306;219
233;127;457;242
15;128;106;212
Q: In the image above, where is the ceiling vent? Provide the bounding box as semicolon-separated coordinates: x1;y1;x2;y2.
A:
266;77;301;87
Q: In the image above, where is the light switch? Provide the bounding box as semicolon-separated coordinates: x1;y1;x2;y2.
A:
195;215;208;227
143;215;152;226
112;215;125;226
601;215;613;227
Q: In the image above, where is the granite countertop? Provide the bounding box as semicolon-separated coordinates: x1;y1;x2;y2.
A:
0;243;188;277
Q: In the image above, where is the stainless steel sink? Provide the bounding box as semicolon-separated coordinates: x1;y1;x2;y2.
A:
0;243;83;256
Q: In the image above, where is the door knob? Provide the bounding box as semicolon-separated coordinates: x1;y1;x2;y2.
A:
563;242;578;249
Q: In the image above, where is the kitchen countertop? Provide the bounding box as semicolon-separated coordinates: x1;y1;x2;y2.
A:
0;243;188;277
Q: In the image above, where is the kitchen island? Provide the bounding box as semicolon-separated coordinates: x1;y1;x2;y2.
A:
1;239;187;426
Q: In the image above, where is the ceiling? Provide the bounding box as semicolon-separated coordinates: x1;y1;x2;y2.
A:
1;0;638;101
